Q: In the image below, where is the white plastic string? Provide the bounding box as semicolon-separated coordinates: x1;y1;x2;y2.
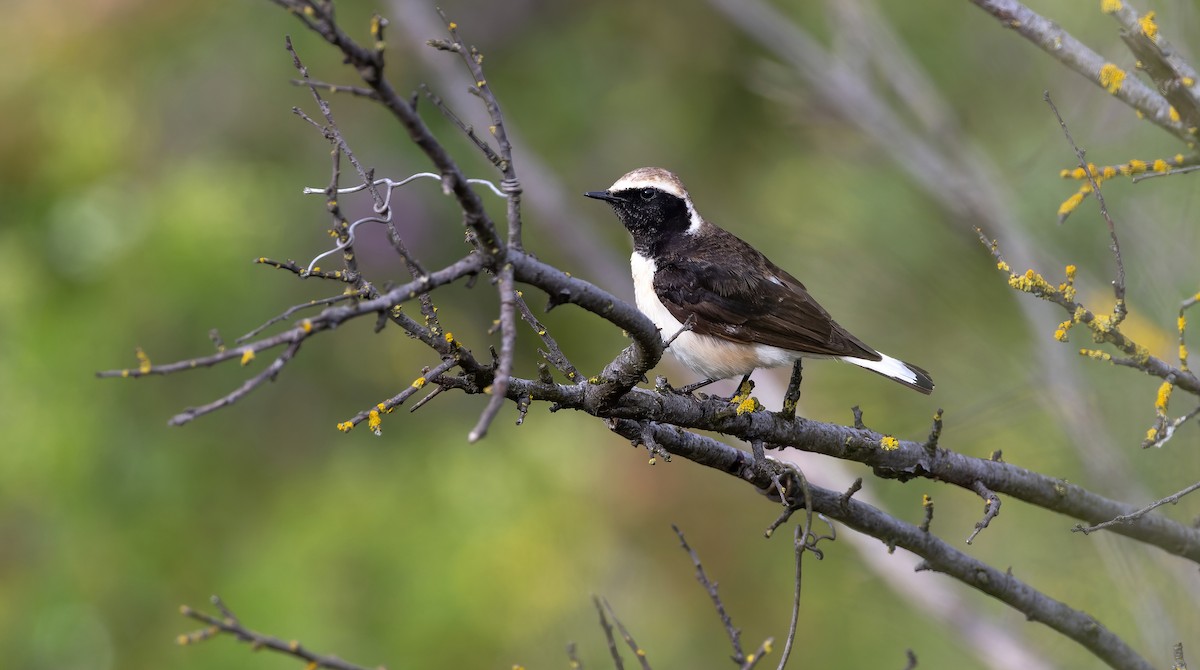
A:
300;172;506;275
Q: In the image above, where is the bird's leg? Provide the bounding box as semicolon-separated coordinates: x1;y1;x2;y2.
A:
676;373;757;403
727;373;755;405
676;377;720;395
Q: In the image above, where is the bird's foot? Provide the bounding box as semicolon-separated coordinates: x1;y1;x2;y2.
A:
672;377;720;397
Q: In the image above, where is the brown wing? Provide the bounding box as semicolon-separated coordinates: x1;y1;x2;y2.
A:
652;231;881;360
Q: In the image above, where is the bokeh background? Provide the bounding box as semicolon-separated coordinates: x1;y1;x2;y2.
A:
3;0;1198;668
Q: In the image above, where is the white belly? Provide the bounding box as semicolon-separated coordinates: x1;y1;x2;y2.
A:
630;253;799;380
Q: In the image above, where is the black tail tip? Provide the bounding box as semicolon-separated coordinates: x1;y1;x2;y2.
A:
906;362;935;395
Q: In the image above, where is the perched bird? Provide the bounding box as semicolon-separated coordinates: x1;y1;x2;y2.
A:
585;167;933;395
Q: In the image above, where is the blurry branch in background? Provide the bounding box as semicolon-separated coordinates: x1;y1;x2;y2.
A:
979;85;1200;532
978;92;1200;451
577;523;811;670
178;595;377;670
672;524;776;670
95;2;1200;669
971;0;1200;219
971;0;1194;140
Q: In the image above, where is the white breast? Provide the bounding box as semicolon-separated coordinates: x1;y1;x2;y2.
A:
630;252;798;380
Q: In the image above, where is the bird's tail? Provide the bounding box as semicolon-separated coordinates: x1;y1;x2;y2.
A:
839;353;934;394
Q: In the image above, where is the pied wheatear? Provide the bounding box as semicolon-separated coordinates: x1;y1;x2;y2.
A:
585;167;934;395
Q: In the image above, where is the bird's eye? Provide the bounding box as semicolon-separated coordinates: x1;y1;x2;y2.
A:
640;188;655;201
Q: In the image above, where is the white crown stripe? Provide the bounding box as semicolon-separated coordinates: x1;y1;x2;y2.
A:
608;168;689;201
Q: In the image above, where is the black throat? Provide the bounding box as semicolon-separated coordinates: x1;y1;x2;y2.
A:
607;189;692;256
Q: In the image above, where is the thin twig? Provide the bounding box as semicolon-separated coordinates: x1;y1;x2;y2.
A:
601;598;652;670
515;291;581;383
337;358;460;433
408;384;447;413
923;408;943;455
1073;481;1200;534
1044;91;1125;320
169;340;302;426
976;229;1200;398
288;77;380;99
919;495;934;533
671;524;746;665
468;268;516;442
178;595;376;670
774;464;815;670
966;481;1002;544
287;37;384;209
235;294;356;344
430;9;526;253
567;641;586;670
593;596;625;670
1130;164;1200;183
742;637;775;670
254;257;353;282
419;84;504;169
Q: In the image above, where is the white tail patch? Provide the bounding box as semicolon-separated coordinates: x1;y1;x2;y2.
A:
840;353;918;385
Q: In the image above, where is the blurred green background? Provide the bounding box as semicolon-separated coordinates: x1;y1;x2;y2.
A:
3;0;1198;668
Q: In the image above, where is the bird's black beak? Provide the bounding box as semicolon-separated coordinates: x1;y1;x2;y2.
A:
584;190;625;203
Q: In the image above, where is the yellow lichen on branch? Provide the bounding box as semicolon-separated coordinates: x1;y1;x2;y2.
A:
135;347;152;374
1099;63;1126;94
1060;157;1176;183
1055;155;1189;220
1058;187;1088;219
1079;348;1113;362
1138;11;1158;40
1121;159;1147;175
1008;268;1059;297
1154;380;1173;412
735;395;762;415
